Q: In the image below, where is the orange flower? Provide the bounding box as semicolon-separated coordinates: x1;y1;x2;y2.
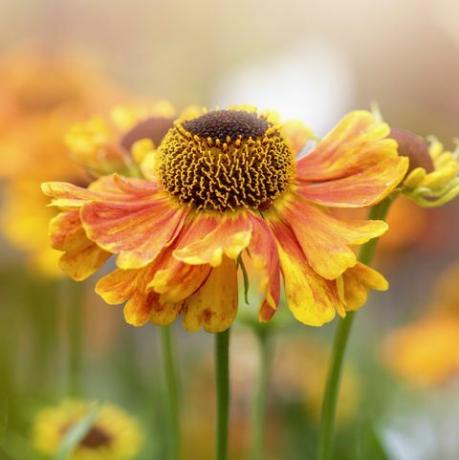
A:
382;263;459;387
43;108;408;331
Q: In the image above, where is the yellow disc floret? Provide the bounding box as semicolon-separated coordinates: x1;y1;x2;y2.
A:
157;109;295;212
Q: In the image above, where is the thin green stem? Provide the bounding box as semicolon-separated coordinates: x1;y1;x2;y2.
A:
317;197;393;460
65;280;84;397
215;328;231;460
250;328;272;460
160;325;180;460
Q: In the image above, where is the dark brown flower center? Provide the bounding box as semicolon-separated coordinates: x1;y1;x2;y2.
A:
80;426;112;449
158;110;294;212
390;128;434;173
183;110;269;142
121;116;174;151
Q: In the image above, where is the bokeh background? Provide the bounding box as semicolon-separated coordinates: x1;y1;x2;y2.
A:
1;0;459;459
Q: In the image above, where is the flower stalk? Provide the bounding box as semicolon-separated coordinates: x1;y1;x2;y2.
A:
250;327;273;460
160;325;180;460
317;196;394;460
215;328;231;460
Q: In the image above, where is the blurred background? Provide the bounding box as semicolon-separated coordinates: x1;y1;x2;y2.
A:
1;0;459;459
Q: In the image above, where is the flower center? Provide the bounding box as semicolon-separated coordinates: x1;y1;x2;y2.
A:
121;116;174;151
158;110;294;212
390;128;434;173
80;426;112;449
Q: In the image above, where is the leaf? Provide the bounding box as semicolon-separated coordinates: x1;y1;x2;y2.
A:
55;403;100;460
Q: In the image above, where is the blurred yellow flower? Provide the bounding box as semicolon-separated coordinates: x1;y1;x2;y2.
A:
390;129;459;207
65;101;175;176
33;399;143;460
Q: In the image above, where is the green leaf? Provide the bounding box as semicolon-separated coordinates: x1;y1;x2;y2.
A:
55;403;100;460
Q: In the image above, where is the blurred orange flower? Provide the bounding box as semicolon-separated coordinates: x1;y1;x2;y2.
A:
382;263;459;387
0;46;126;275
43;108;407;331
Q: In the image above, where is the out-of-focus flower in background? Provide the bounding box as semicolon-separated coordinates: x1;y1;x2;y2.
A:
381;263;459;387
32;399;143;459
0;45;124;276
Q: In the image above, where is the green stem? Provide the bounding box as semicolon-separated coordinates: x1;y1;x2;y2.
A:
160;325;180;460
215;329;231;460
65;280;84;397
317;197;393;460
250;328;272;460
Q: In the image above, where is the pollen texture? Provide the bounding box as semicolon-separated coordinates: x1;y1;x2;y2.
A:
158;110;294;211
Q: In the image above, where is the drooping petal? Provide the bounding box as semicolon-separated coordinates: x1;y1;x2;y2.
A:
273;197;387;279
247;213;281;321
149;260;211;304
295;111;408;208
49;211;110;280
341;262;388;311
182;256;238;332
296;157;408;208
81;191;188;269
297;111;397;180
96;262;181;326
271;220;345;326
173;213;252;267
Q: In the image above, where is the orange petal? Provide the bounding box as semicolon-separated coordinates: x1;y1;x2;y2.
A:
49;210;110;280
342;262;388;311
96;262;181;326
296;156;408;208
247;214;281;321
173;213;252;267
272;220;345;326
95;268;140;305
150;261;211;304
182;257;238;332
81;192;187;269
297;111;397;180
274;198;387;279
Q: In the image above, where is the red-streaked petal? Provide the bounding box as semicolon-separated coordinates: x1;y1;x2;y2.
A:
81;192;188;269
296;156;408;208
150;260;211;304
271;220;345;326
342;262;388;311
247;213;281;321
173;213;252;267
297;111;397;181
274;198;387;279
96;262;181;326
49;210;110;280
182;257;238;332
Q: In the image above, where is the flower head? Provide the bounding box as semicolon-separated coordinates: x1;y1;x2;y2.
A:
390;129;459;207
43;108;408;331
65;102;175;177
33;399;143;460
